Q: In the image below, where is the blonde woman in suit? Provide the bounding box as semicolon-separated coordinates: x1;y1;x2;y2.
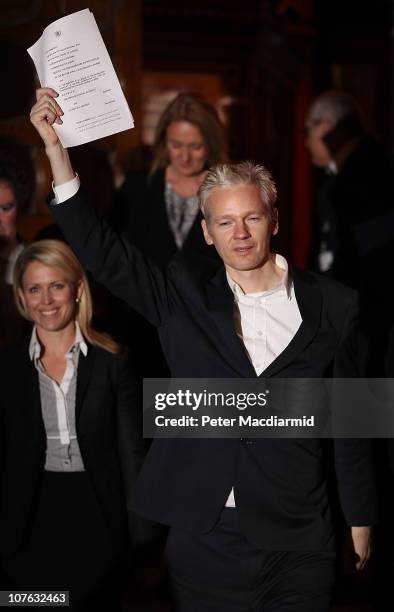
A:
0;240;145;611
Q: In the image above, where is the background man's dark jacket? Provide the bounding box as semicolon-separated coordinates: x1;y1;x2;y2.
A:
310;136;394;374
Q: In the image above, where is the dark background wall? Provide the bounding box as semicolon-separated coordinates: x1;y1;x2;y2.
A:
0;0;392;264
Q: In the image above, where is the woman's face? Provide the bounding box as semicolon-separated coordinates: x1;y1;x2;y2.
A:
166;121;207;177
19;261;83;333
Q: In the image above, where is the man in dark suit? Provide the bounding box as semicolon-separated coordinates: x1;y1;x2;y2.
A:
31;87;377;611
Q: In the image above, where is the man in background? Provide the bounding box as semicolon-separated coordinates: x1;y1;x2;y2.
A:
305;90;394;609
0;137;33;347
304;90;394;375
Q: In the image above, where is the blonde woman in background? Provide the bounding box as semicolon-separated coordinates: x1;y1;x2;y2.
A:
112;92;227;267
0;240;145;611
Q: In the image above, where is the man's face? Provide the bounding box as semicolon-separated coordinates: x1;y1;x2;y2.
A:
201;184;278;274
304;117;333;168
0;182;17;243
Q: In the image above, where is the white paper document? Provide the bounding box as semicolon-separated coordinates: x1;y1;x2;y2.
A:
27;8;134;148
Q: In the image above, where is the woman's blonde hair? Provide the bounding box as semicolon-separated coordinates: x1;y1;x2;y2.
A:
13;239;119;354
150;93;227;175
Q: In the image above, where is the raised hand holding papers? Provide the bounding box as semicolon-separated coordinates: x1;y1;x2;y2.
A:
27;8;134;148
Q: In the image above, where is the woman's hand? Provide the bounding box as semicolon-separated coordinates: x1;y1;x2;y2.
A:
30;87;64;149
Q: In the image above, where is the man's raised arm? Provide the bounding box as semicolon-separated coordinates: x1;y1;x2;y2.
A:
29;88;167;329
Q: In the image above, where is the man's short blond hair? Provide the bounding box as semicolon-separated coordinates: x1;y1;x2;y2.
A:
198;161;277;220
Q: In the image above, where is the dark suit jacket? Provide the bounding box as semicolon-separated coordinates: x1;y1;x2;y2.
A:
50;190;378;551
0;340;145;559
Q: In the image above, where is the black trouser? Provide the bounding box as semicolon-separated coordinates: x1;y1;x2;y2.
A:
3;472;127;611
164;509;335;612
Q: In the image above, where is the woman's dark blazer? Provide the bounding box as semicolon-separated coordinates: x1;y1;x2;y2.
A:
110;168;220;377
111;168;219;268
0;339;145;560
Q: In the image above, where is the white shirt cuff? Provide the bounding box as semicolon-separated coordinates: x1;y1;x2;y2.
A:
52;174;80;204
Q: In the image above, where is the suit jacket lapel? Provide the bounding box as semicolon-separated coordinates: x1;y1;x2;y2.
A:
206;265;322;378
75;346;95;424
262;266;322;377
206;267;256;377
